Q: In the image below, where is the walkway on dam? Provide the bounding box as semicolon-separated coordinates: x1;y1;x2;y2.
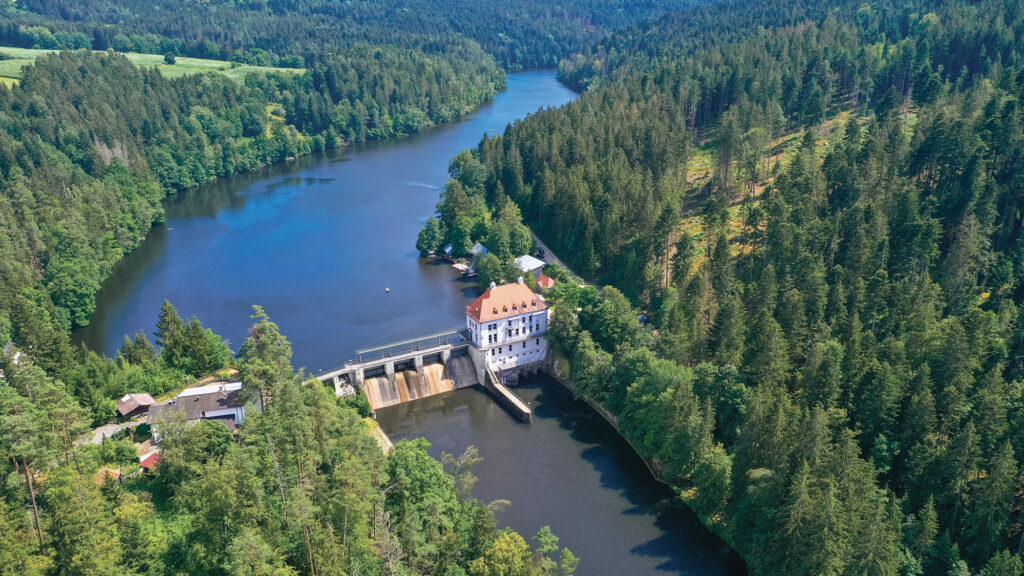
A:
318;328;536;421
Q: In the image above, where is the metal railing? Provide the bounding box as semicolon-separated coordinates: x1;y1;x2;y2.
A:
353;328;470;363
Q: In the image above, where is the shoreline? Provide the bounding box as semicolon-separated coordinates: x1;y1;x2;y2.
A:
71;69;515;338
543;352;669;486
541;350;741;558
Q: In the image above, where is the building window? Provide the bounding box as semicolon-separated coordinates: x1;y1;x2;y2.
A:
522;342;526;349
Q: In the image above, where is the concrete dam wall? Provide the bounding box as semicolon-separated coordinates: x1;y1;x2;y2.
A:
315;329;534;421
362;354;479;410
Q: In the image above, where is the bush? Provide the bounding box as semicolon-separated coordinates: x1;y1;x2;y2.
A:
343;392;372;417
99;438;142;466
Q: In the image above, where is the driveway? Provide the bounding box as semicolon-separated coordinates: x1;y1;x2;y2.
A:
76;418;144;446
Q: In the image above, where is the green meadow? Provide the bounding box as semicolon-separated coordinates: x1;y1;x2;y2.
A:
0;46;303;85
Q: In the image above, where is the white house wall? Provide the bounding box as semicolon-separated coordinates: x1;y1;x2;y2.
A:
468;309;550;372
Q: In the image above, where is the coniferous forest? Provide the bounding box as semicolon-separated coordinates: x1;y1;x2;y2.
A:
417;0;1024;573
5;0;1024;574
0;0;675;573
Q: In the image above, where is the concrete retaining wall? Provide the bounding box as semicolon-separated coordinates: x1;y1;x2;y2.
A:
481;368;532;422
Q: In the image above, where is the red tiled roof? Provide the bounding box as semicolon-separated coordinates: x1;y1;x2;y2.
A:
94;467;121;486
536;275;556;290
139;452;162;470
466;283;547;322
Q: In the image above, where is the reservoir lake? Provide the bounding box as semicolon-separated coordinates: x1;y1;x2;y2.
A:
76;71;745;576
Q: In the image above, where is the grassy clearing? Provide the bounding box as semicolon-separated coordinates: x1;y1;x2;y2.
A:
673;108;873;276
0;45;303;85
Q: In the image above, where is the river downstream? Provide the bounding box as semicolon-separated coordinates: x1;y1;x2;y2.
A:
75;71;744;575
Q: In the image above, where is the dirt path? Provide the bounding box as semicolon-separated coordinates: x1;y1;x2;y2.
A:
76;418;144;445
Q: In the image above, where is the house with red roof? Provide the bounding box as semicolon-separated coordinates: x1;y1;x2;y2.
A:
139;451;162;474
536;274;556;291
466;278;550;372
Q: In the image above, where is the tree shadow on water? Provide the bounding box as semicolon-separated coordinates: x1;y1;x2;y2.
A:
521;374;746;575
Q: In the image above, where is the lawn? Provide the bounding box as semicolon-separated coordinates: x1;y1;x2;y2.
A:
0;46;303;85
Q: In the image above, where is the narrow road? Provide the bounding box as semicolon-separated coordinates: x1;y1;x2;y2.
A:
532;232;587;285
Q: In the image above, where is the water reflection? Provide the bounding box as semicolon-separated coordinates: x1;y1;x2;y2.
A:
73;71;744;574
377;375;745;576
74;72;578;369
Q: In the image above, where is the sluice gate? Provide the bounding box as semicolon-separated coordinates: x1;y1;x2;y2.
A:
317;329;476;411
316;328;531;421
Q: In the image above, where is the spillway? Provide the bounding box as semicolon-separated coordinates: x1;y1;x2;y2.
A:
364;375;401;409
393;370;417;402
421;362;455;395
446;355;479;388
363;362;460;411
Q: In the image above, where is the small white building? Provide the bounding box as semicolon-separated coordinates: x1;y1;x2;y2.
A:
466;279;549;372
514;254;546;279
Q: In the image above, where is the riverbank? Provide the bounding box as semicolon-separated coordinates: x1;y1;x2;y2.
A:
73;71;742;575
377;374;745;575
544;352;665;481
542;349;741;562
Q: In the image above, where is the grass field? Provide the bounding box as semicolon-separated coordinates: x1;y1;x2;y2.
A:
0;46;303;85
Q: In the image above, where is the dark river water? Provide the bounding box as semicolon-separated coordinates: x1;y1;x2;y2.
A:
75;71;744;575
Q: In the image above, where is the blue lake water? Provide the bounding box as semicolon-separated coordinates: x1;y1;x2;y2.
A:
75;71;745;575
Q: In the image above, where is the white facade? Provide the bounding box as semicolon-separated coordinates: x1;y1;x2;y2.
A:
149;381;253;442
466;290;550;372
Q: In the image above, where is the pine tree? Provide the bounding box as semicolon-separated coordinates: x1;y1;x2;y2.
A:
965;442;1019;563
237;306;294;405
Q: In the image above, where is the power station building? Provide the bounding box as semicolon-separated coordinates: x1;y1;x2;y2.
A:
466;279;550;372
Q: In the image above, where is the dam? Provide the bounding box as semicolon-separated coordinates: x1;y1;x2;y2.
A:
316;280;552;421
317;329;475;408
75;72;742;575
316;328;533;421
316;327;533;421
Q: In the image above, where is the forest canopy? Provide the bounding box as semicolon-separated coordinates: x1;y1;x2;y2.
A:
0;44;502;338
0;306;578;576
0;0;702;69
416;0;1024;573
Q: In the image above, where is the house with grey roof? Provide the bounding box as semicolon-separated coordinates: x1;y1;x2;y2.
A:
149;381;257;437
116;393;156;419
514;254;546;279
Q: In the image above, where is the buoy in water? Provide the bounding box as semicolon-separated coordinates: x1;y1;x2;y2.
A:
385;287;390;294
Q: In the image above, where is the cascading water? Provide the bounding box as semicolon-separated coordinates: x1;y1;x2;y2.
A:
364;375;400;408
364;362;459;410
421;362;454;394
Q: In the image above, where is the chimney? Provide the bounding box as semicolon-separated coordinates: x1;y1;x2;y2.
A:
490;281;497;289
518;276;524;284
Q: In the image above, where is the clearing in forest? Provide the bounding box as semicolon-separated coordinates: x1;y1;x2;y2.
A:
0;45;303;85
